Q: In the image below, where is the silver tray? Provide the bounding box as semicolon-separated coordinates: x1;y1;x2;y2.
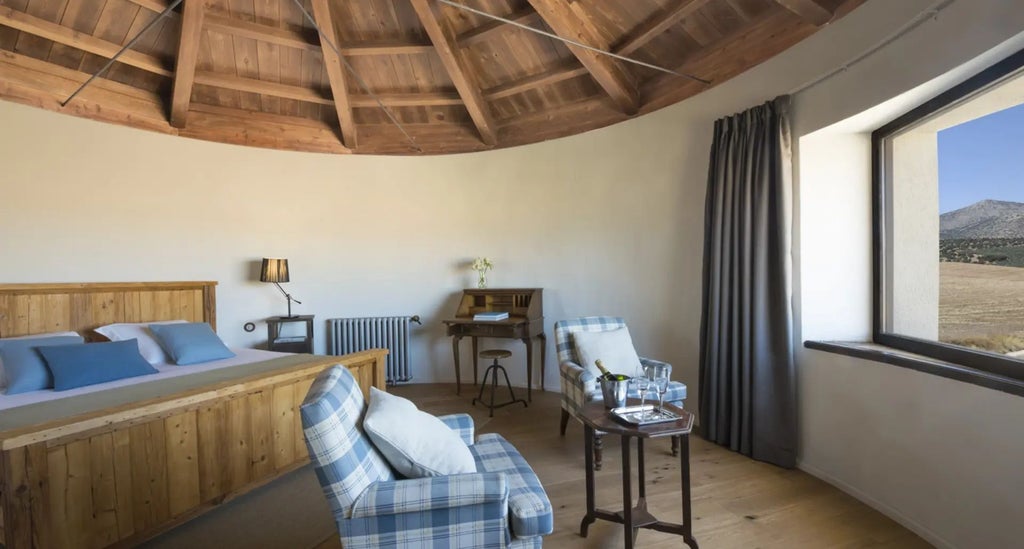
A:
609;404;681;426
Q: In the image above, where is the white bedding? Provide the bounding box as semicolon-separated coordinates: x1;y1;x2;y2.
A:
0;348;291;412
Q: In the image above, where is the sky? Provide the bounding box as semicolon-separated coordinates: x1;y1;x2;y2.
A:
938;102;1024;213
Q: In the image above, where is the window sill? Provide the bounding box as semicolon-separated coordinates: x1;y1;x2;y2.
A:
803;340;1024;397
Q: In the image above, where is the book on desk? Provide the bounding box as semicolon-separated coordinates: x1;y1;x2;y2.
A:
473;311;509;321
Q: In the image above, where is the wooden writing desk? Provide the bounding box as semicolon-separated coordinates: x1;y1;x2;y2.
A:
443;288;545;401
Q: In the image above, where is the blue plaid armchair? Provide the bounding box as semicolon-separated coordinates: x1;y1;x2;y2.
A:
301;365;553;548
555;316;688;469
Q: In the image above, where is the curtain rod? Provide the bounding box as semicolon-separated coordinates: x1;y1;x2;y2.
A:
787;0;957;97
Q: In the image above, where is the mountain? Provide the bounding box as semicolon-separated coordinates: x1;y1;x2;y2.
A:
939;199;1024;239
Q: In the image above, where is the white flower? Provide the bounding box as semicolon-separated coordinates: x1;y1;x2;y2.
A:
472;257;494;272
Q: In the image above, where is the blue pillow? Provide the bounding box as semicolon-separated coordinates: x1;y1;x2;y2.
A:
149;322;235;365
37;340;159;391
0;335;85;394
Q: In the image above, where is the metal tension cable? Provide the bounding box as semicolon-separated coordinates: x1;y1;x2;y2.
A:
62;0;184;107
436;0;711;85
290;0;422;153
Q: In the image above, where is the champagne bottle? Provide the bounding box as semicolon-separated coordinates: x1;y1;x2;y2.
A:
594;359;617;381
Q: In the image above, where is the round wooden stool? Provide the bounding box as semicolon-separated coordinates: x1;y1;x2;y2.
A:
473;349;528;417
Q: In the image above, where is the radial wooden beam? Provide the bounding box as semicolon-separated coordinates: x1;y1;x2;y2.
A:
0;7;171;76
615;0;713;56
410;0;497;146
169;0;204;128
309;0;357;149
526;0;638;114
773;0;834;26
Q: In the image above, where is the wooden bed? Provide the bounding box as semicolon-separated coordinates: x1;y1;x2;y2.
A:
0;282;387;549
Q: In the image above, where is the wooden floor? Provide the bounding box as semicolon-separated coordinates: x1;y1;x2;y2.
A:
319;384;930;549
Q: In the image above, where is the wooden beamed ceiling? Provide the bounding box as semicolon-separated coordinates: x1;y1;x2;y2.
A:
0;0;866;155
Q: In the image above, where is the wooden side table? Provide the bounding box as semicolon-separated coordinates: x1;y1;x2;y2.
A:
578;400;698;549
267;315;314;353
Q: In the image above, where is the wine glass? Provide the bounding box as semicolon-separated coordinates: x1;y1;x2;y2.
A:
633;364;650;417
652;364;672;416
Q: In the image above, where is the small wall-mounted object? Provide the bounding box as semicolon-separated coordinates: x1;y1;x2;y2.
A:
244;322;256;333
267;314;314;353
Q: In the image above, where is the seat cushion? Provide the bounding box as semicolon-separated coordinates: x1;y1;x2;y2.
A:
470;434;553;539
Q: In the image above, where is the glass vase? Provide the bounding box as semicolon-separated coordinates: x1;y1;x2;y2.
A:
477;271;487;288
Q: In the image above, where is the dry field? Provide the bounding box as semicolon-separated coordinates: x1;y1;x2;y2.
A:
940;262;1024;352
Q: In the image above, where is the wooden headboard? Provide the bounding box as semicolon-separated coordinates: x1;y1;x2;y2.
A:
0;281;217;339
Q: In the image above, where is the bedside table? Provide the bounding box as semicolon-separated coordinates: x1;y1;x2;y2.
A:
267;315;314;353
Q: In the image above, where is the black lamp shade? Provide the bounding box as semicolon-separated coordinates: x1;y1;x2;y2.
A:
260;258;290;283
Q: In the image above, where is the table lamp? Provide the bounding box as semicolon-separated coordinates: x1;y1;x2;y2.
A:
260;258;301;318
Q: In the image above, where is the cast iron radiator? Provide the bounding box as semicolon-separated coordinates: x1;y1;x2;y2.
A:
327;316;420;384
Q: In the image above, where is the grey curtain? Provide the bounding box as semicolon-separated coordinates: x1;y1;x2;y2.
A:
699;96;796;468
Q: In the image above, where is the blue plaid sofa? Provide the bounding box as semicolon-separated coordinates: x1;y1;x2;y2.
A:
555;316;688;469
301;365;553;548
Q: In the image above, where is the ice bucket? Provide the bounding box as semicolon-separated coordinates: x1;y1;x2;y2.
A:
599;377;630;409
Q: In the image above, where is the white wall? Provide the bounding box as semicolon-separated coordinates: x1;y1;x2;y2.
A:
793;1;1024;547
2;0;1024;547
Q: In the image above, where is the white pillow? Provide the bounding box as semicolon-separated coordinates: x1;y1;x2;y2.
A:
363;387;477;478
94;321;187;365
0;331;80;388
572;327;643;379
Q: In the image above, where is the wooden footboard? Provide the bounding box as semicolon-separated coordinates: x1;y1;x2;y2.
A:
0;349;387;549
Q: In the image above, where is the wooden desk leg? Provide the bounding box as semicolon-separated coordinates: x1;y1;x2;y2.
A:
471;336;479;388
580;425;596;537
622;435;634;549
522;337;533;402
681;434;698;549
538;332;547;392
452;336;462;395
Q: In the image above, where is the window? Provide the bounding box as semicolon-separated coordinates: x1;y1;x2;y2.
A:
873;48;1024;387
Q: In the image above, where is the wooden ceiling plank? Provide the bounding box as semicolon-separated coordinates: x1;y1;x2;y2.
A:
484;63;588;101
0;49;172;132
410;0;497;146
0;6;172;77
457;7;538;47
615;0;713;56
641;8;811;111
194;70;333;105
205;14;431;56
772;0;833;26
525;0;638;114
204;13;318;52
309;0;357;149
192;71;460;109
169;0;204;128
